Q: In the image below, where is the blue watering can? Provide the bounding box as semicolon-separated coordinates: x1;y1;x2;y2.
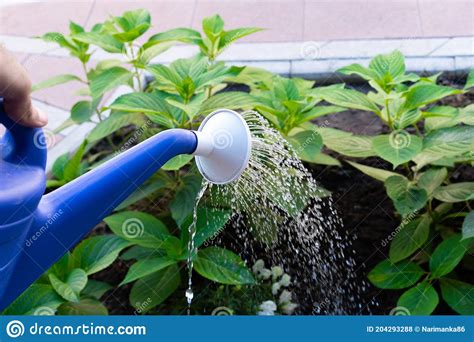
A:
0;98;251;311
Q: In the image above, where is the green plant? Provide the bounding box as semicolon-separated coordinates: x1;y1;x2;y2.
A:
103;208;255;312
146;14;261;61
3;235;131;315
242;74;345;165
302;51;474;315
25;10;265;314
232;51;473;315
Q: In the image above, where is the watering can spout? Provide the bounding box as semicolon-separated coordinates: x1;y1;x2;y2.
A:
0;105;251;311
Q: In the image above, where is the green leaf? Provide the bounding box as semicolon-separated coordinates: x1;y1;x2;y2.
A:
346;161;398;182
296;105;346;124
105;211;171;248
368;259;424;289
322;133;375;158
403;84;461;111
413;126;474;169
417;167;447;195
440;278;474;315
82;280;112;299
121;246;164;261
369;50;405;80
3;284;63;315
200;92;258;115
108;92;175;128
41;31;78;52
71;235;132;275
120;257;176;286
88;112;140;142
48;273;80;302
287;130;323;163
462;211;474;241
180;207;232;249
89;66;133;100
63;140;87;181
112;9;151;42
337;63;377;81
137;42;172;66
170;174;202;225
146;28;202;47
32;74;82;92
464;69;474;89
385;175;428;216
389;216;431;263
194;247;255;285
52;153;69;180
316;87;380;113
219;27;262;50
73;32;123;53
430;234;470;278
57;298;108;315
433;183;474;203
308;153;341;166
67;268;88;294
372;132;422;168
202;14;225;39
130;264;180;311
396;109;422;129
397;281;439;315
162;155;193;171
71;100;92;124
424;106;461;131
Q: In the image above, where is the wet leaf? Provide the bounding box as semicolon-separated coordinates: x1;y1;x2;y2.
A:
397;281;438;315
194;247;255;285
368;259;424;289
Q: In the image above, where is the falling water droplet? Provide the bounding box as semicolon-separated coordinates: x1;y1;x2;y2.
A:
185;288;194;304
185;110;372;314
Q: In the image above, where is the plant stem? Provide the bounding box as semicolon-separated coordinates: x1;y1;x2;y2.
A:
385;98;392;129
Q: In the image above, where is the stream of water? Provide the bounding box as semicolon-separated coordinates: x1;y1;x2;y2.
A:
185;110;368;314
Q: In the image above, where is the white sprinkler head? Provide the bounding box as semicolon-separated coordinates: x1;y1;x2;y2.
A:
193;109;252;184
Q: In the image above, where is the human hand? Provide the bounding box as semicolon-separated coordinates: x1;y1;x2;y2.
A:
0;45;47;127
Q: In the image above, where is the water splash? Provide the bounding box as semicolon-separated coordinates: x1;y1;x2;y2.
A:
185;180;208;313
186;110;368;314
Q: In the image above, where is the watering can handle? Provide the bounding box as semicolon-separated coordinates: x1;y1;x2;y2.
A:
0;98;46;169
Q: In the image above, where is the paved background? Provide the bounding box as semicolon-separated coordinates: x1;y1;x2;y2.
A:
0;0;473;167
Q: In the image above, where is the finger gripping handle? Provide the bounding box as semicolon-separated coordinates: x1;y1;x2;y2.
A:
0;98;46;169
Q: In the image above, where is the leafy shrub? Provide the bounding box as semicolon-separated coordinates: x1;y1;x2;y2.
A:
312;52;473;315
4;236;131;315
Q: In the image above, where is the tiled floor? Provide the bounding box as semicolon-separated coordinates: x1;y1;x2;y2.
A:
0;0;472;165
1;0;473;41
